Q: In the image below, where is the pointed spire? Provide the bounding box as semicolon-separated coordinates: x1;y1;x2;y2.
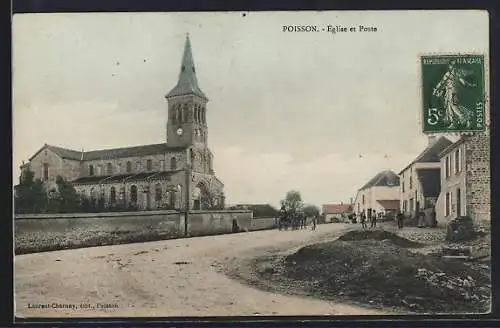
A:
166;34;207;100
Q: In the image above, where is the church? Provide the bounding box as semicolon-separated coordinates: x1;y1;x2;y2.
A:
19;35;225;211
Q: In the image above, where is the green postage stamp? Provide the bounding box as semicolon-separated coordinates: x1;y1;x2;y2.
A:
421;54;485;133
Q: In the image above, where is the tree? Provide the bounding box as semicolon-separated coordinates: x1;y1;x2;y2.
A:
303;204;320;218
201;189;225;210
229;204;278;218
14;168;47;213
281;190;303;213
55;176;80;213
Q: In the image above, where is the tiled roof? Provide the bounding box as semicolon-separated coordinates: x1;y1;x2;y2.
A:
166;34;207;100
322;204;353;214
83;144;185;161
71;171;180;185
360;170;400;190
399;136;453;174
439;137;467;158
31;143;186;162
416;168;441;198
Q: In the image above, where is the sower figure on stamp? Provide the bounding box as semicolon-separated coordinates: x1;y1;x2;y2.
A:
433;60;476;129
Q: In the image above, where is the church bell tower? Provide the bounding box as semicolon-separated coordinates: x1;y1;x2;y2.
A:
165;34;209;149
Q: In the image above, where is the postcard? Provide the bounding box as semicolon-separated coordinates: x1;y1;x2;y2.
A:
13;10;491;318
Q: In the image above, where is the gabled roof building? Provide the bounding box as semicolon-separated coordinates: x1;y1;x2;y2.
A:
398;136;453;217
353;170;400;216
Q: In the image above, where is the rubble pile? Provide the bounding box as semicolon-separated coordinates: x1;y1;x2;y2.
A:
338;230;423;248
415;268;490;305
397;230;447;244
446;216;475;242
276;230;491;314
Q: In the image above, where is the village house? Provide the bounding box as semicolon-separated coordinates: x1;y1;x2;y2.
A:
353;170;400;217
322;203;353;222
398;136;453;218
18;35;225;211
436;134;490;223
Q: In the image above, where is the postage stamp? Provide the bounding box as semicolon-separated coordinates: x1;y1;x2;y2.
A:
421;54;486;133
12;10;490;319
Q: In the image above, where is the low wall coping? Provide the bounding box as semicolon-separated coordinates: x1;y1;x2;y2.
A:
15;209;253;220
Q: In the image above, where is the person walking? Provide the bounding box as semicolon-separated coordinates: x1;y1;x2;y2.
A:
360;211;367;229
311;214;317;231
370;209;377;229
397;210;404;229
417;208;425;228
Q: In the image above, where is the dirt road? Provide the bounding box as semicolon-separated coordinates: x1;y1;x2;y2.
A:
15;223;386;318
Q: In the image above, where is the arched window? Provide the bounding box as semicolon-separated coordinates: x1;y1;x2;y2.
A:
107;163;113;175
99;189;105;207
169;191;176;208
90;188;97;205
130;185;138;204
126;161;132;173
202;107;206;124
159;160;165;171
119;186;125;203
43;163;49;180
110;186;116;204
170;157;177;170
170;105;177;125
182;103;188;123
190;149;195;165
146;159;153;171
155;183;162;201
176;106;182;124
89;165;94;176
136;161;142;172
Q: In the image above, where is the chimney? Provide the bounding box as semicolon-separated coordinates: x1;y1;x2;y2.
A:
427;135;437;145
80;148;84;161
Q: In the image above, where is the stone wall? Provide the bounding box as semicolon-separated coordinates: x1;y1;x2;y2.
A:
14;210;275;255
465;134;491;222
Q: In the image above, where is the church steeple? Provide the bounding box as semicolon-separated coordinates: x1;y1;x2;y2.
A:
166;34;207;100
165;34;209;150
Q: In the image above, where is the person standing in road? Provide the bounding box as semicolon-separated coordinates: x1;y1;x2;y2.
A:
311;214;317;231
360;211;367;229
370;209;377;229
397;210;404;229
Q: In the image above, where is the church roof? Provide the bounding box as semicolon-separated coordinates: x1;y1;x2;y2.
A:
359;170;400;191
398;136;453;174
166;34;208;100
71;171;180;184
30;143;186;162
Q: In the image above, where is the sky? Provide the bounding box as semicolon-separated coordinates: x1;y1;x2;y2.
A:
12;11;488;208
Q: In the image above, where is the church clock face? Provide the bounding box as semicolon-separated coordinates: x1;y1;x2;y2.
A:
176;128;183;136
